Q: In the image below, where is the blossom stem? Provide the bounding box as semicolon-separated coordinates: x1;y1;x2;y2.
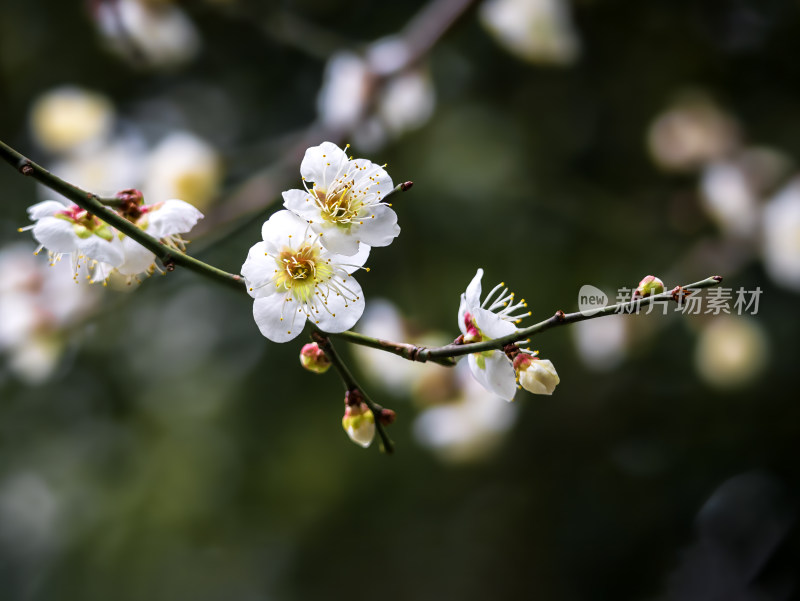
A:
331;330;455;366
311;329;395;454
420;276;724;361
0;138;244;291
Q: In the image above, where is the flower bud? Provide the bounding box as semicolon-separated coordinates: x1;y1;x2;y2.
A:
635;275;665;298
513;355;560;395
299;342;331;374
342;401;375;448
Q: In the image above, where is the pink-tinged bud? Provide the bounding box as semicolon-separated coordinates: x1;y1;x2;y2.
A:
342;401;375;448
635;275;665;298
514;356;560;395
299;342;331;374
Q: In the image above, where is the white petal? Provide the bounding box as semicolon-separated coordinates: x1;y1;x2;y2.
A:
315;225;362;256
77;233;125;267
116;236;155;275
300;142;350;187
464;268;484;310
468;351;517;401
313;276;365;333
28;200;68;220
260;210;312;249
145;199;203;238
474;307;517;339
253;294;306;343
351;160;393;199
31;218;81;254
241;241;280;298
458;294;469;335
282;189;318;221
356;204;400;248
337;243;371;275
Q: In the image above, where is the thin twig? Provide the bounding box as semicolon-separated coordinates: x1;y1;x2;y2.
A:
0;139;244;292
312;330;395;454
420;276;724;361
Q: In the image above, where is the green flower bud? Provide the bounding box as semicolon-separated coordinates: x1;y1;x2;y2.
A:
342;401;375;448
635;275;665;298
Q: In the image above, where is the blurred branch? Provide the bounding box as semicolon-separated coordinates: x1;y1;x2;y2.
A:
312;329;395;454
198;0;477;235
0;139;245;292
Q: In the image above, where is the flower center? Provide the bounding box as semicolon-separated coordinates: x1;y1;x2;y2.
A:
463;312;484;343
313;184;363;227
56;207;113;240
274;243;333;303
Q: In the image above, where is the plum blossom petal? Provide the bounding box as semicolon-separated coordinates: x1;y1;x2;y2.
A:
468;352;518;401
145;199;203;239
253;294;305;343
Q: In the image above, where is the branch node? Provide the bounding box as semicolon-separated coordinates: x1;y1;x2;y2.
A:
378;408;396;425
163;258;176;272
19;162;33;176
344;388;364;407
555;310;566;322
670;285;695;303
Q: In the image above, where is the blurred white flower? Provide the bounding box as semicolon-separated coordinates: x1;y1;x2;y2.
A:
352;299;420;391
241;210;369;343
0;244;98;383
480;0;581;66
647;95;740;172
23;201;125;278
459;269;530;401
29;86;114;155
377;68;436;137
283;141;399;256
96;0;201;69
572;314;627;372
317;52;372;132
762;179;800;292
142;132;222;212
694;316;769;390
413;362;519;463
700;161;760;239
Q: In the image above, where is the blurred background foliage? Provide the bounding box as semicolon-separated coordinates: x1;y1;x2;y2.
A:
1;0;799;599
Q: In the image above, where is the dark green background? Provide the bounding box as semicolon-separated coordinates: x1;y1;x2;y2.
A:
0;1;798;599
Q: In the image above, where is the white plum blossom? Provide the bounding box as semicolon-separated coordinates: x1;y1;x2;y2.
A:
22;194;203;285
458;268;531;401
282;142;400;256
115;197;204;279
241;210;369;343
22;200;124;281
